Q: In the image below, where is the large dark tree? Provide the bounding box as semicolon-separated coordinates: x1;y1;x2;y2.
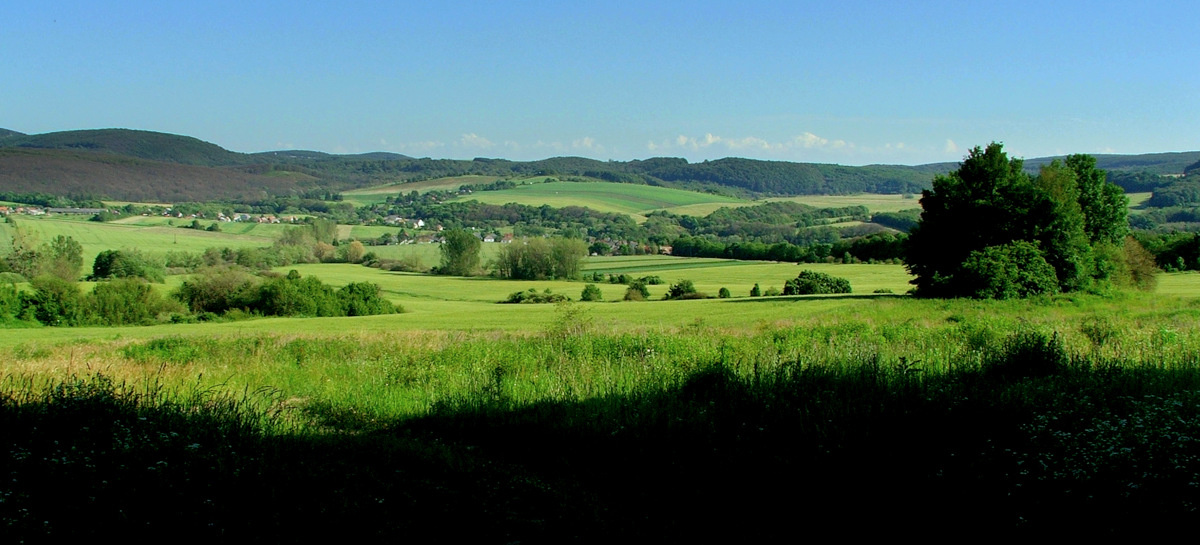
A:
905;143;1129;298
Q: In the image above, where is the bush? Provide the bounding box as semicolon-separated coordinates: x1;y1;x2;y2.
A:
958;241;1060;300
92;249;167;282
503;289;568;304
88;278;182;325
338;282;399;316
174;266;261;314
257;271;341;317
23;275;84;326
718;287;731;298
665;280;697;300
580;284;603;302
624;281;650;301
750;283;761;297
782;270;852;295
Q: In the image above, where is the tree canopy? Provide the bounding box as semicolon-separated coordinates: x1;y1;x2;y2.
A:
437;228;481;276
905;143;1130;298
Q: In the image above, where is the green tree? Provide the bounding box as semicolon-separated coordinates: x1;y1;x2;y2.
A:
1067;154;1129;246
44;235;83;281
782;270;852;295
957;241;1060;299
905;143;1126;298
580;284;603;301
665;279;699;300
438;229;480;276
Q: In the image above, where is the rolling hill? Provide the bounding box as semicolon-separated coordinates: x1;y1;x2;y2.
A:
1;127;1196;203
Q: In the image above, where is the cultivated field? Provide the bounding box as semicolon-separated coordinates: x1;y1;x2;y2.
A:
449;181;746;219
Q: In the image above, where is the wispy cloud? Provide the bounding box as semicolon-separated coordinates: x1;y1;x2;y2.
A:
399;140;446;155
943;139;958;154
651;132;852;154
458;133;494;149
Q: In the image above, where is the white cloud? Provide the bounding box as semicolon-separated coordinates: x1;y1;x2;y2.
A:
400;140;445;155
572;136;603;152
655;131;854;155
943;139;958;154
458;133;494;149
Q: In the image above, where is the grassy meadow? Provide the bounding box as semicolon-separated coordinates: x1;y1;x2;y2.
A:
449;181;746;220
6;199;1200;538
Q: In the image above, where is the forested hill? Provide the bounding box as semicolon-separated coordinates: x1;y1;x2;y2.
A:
1;128;1197;202
1025;151;1200;176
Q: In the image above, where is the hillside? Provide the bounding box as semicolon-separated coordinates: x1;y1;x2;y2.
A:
0;147;311;202
1;128;1196;203
4;128;250;167
1024;151;1200;176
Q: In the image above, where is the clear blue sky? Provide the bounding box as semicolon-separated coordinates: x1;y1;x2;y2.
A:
3;1;1196;165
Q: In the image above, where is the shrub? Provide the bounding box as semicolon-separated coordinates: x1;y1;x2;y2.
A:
257;272;340;317
958;241;1059;300
503;289;568;304
665;280;697;300
624;281;650;301
88;278;182;325
580;284;603;302
338;282;399;316
174;266;261;314
782;270;852;295
718;287;731;298
92;249;167;282
23;275;84;326
750;283;761;297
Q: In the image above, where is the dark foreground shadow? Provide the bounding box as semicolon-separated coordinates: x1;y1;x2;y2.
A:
6;356;1200;542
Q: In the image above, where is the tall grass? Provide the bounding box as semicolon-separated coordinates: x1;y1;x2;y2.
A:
6;296;1200;538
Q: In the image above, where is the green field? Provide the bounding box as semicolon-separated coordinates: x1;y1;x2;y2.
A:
341;175;506;206
0;215;276;265
451;181;746;220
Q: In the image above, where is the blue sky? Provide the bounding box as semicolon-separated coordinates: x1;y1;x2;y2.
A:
3;1;1196;165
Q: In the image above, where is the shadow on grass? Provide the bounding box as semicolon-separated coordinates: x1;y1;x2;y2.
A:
7;342;1200;540
720;293;907;303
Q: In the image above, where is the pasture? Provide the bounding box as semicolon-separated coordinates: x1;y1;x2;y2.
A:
449;181;746;219
0;215;276;265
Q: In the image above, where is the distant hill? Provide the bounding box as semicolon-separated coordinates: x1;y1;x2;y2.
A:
4;128;250;167
0;148;310;202
1;128;1195;203
1024;151;1200;176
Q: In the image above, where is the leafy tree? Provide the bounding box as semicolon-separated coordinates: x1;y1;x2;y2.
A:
495;237;587;280
624;280;650;301
92;249;166;282
341;240;366;263
750;283;761;297
337;282;398;316
174;266;260;314
665;279;701;300
87;278;180;325
782;270;852;295
438;228;480;276
23;275;84;326
580;284;603;301
905;143;1128;298
1068;154;1129;245
718;287;731;298
44;235;83;281
957;242;1060;299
